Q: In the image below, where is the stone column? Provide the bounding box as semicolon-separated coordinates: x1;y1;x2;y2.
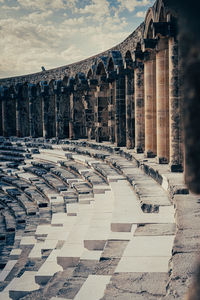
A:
34;91;43;137
156;38;169;163
42;94;48;138
69;92;75;139
71;88;87;139
125;68;135;149
28;84;36;137
41;84;49;138
16;96;20;137
41;84;56;139
55;91;62;138
29;97;34;137
53;81;69;139
115;72;126;147
84;80;97;140
169;37;183;171
16;87;29;137
0;97;3;136
108;80;115;143
2;91;16;137
144;51;157;157
134;62;145;152
94;78;109;142
62;88;70;139
57;87;70;139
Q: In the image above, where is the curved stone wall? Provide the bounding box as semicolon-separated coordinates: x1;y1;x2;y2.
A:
0;0;183;172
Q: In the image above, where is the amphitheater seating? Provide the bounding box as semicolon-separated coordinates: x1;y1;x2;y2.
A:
0;138;176;300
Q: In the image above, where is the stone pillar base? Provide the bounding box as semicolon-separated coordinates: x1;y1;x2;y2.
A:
157;157;168;164
145;150;156;158
169;163;183;173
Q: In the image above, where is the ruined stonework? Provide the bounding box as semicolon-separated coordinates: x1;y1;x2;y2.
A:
1;0;200;299
0;0;184;172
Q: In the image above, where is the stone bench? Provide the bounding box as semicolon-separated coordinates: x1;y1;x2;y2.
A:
24;188;49;208
0;193;26;226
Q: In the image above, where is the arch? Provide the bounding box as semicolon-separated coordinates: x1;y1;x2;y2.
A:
87;65;96;80
107;57;114;72
94;56;107;77
136;42;142;52
49;79;55;90
155;0;167;22
144;7;154;39
125;50;133;69
96;61;107;76
75;72;86;82
87;68;93;79
107;50;124;72
62;75;69;87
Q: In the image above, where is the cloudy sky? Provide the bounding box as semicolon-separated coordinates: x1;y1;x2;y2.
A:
0;0;154;78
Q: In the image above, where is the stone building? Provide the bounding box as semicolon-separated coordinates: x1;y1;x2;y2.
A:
0;0;183;172
0;0;200;299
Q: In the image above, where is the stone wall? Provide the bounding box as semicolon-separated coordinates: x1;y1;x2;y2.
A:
0;0;184;173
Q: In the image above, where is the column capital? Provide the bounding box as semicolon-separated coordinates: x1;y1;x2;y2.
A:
142;39;157;52
153;21;177;38
0;86;8;99
40;81;49;96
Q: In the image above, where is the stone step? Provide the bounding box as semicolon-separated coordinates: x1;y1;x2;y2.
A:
0;260;18;282
4;271;40;300
115;235;175;273
0;139;177;299
84;192;113;250
74;275;111;300
0;193;26;225
35;250;63;285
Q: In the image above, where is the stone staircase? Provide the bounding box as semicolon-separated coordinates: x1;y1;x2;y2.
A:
0;137;191;300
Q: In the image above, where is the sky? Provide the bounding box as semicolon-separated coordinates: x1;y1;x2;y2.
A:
0;0;154;79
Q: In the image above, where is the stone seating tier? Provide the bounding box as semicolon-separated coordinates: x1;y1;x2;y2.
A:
0;138;194;299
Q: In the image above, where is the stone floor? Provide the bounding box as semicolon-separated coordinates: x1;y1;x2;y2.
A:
0;137;199;300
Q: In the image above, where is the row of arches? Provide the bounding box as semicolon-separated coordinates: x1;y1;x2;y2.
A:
0;0;183;172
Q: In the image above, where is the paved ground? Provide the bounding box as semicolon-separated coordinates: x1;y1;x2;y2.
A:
0;137;199;300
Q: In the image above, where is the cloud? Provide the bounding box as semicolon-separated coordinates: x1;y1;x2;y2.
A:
1;5;20;10
0;0;153;78
17;0;77;11
77;0;110;21
136;11;146;17
62;17;85;26
23;10;53;22
117;0;151;12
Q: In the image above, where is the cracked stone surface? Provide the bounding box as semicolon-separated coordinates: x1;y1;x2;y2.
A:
100;272;169;300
